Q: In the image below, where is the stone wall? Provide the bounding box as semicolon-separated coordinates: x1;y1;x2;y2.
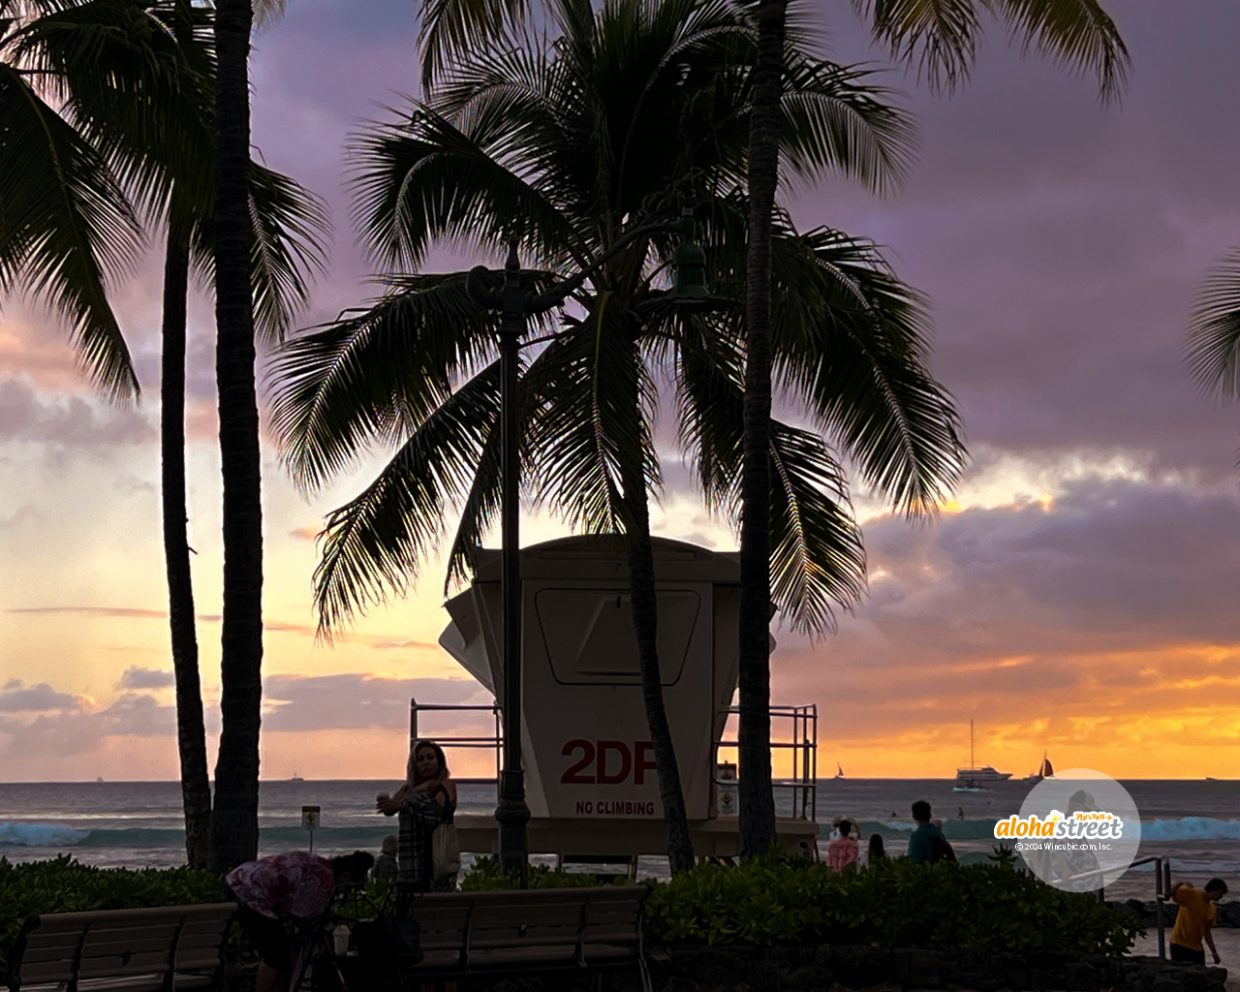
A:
1110;897;1240;928
647;945;1227;991
431;945;1228;992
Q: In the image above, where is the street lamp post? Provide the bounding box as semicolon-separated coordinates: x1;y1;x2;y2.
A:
467;240;535;881
466;214;716;883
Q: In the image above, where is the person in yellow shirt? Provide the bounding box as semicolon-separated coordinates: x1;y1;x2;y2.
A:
1170;878;1228;965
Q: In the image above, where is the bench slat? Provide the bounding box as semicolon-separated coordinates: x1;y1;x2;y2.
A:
79;932;183;959
10;904;233;992
25;905;234;930
78;952;177;979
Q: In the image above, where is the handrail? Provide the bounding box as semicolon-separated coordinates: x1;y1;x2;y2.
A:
712;703;817;822
1063;855;1171;958
410;699;502;788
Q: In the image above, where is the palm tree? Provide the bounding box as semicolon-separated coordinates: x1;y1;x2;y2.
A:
121;1;324;869
736;0;1130;856
1187;250;1240;467
270;0;961;871
43;0;323;868
209;0;294;873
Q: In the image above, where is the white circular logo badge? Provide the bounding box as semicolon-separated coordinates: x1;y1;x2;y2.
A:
998;769;1141;892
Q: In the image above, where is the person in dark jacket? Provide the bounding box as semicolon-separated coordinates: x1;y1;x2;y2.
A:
907;800;955;864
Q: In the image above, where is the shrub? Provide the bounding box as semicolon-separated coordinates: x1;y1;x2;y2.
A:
460;855;623;890
643;855;1141;955
0;856;236;972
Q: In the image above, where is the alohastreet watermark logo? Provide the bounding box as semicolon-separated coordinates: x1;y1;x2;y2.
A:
994;809;1126;843
1004;769;1141;893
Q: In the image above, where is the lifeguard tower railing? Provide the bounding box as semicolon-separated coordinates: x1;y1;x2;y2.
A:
408;698;818;820
712;703;817;822
408;700;502;784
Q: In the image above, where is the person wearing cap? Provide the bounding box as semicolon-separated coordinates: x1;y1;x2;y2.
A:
372;834;399;880
1170;878;1228;965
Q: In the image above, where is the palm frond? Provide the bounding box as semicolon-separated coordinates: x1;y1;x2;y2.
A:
992;0;1129;104
525;296;657;532
17;0;215;222
853;0;980;92
771;225;967;515
188;164;329;343
1187;248;1240;400
0;65;140;399
418;0;527;89
673;316;865;633
349;106;583;271
268;273;500;493
778;58;917;194
253;0;287;28
855;0;1129;102
311;360;502;637
768;423;866;635
247;164;330;342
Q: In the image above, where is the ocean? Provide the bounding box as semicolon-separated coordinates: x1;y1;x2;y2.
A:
1;778;1236;902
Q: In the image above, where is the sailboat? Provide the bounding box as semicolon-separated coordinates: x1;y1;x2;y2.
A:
953;720;1011;792
833;763;845;780
1023;752;1054;783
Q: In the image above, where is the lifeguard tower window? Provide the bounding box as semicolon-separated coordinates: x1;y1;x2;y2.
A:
535;588;699;685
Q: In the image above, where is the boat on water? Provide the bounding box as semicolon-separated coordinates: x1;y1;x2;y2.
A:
833;763;845;780
289;773;305;783
1023;752;1054;783
953;720;1011;792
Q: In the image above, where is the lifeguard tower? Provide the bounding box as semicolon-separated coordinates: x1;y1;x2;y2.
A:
419;535;820;865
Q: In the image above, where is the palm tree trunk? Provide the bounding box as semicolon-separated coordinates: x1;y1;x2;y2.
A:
738;0;786;859
621;476;696;873
160;225;212;870
617;338;695;874
209;0;263;873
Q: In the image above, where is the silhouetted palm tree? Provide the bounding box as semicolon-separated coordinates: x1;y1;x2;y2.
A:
736;0;1130;857
270;0;962;871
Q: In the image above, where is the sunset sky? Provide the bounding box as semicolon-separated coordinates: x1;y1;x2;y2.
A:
3;0;1240;782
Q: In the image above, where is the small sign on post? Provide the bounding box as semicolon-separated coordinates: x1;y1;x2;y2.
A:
302;805;321;853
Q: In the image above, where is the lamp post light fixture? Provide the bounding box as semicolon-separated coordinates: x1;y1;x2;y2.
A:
465;211;718;883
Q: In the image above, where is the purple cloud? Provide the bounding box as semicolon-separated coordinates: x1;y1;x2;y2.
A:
0;681;78;712
117;667;176;690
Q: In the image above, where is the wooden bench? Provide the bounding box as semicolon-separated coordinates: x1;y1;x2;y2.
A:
350;886;650;992
5;903;237;992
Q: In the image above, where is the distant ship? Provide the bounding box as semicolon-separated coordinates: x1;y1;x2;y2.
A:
833;763;845;780
1023;752;1054;783
953;720;1011;792
289;773;305;783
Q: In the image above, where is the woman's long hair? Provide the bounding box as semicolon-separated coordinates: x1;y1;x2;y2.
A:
407;739;450;785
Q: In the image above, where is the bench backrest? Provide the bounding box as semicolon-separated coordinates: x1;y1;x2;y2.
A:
9;903;236;992
411;885;646;970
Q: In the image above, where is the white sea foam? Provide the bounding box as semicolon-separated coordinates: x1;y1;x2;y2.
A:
1142;817;1240;841
0;822;89;847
